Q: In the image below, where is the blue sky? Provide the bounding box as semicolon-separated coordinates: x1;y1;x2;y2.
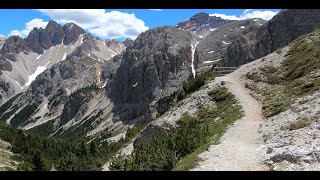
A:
0;9;280;41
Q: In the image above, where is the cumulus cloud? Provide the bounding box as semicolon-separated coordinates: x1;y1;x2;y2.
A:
209;13;240;20
8;18;48;38
210;9;279;21
239;9;279;20
38;9;149;39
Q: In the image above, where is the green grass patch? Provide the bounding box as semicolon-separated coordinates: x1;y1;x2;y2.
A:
245;71;262;82
282;36;320;81
247;31;320;118
289;118;311;131
262;91;291;118
10;154;23;162
78;57;99;66
266;147;273;154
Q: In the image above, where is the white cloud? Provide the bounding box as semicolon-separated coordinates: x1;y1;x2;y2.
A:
243;9;253;14
38;9;149;39
240;10;279;20
8;30;23;37
209;13;241;20
8;18;48;38
149;9;162;11
0;34;6;38
210;9;279;21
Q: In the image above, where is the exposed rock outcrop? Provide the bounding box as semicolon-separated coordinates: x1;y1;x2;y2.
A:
123;38;133;47
63;23;86;45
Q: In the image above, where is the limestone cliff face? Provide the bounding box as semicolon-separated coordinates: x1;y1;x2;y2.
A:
108;26;194;123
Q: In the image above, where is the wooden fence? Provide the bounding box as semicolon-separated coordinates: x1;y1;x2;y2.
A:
213;67;238;76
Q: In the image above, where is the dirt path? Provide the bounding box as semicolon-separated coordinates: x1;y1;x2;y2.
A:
191;69;268;171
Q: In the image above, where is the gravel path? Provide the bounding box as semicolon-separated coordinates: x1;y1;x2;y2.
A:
191;68;268;171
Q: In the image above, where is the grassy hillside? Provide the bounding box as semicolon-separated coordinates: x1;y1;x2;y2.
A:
244;29;320;118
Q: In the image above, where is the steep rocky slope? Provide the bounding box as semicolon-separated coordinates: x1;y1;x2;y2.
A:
0;54;126;142
222;9;320;67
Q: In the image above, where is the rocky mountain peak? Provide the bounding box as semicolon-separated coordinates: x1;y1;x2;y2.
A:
131;25;191;50
123;38;133;47
105;39;121;47
109;25;193;123
63;22;85;45
176;12;235;38
0;36;5;49
44;20;64;46
46;20;60;31
0;36;29;56
24;20;87;54
189;12;210;22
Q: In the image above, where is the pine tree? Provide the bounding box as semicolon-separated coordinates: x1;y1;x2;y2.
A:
80;141;88;157
32;151;47;171
89;140;98;156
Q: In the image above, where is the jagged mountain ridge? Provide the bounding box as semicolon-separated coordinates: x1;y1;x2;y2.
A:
0;25;199;143
0;20;127;105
